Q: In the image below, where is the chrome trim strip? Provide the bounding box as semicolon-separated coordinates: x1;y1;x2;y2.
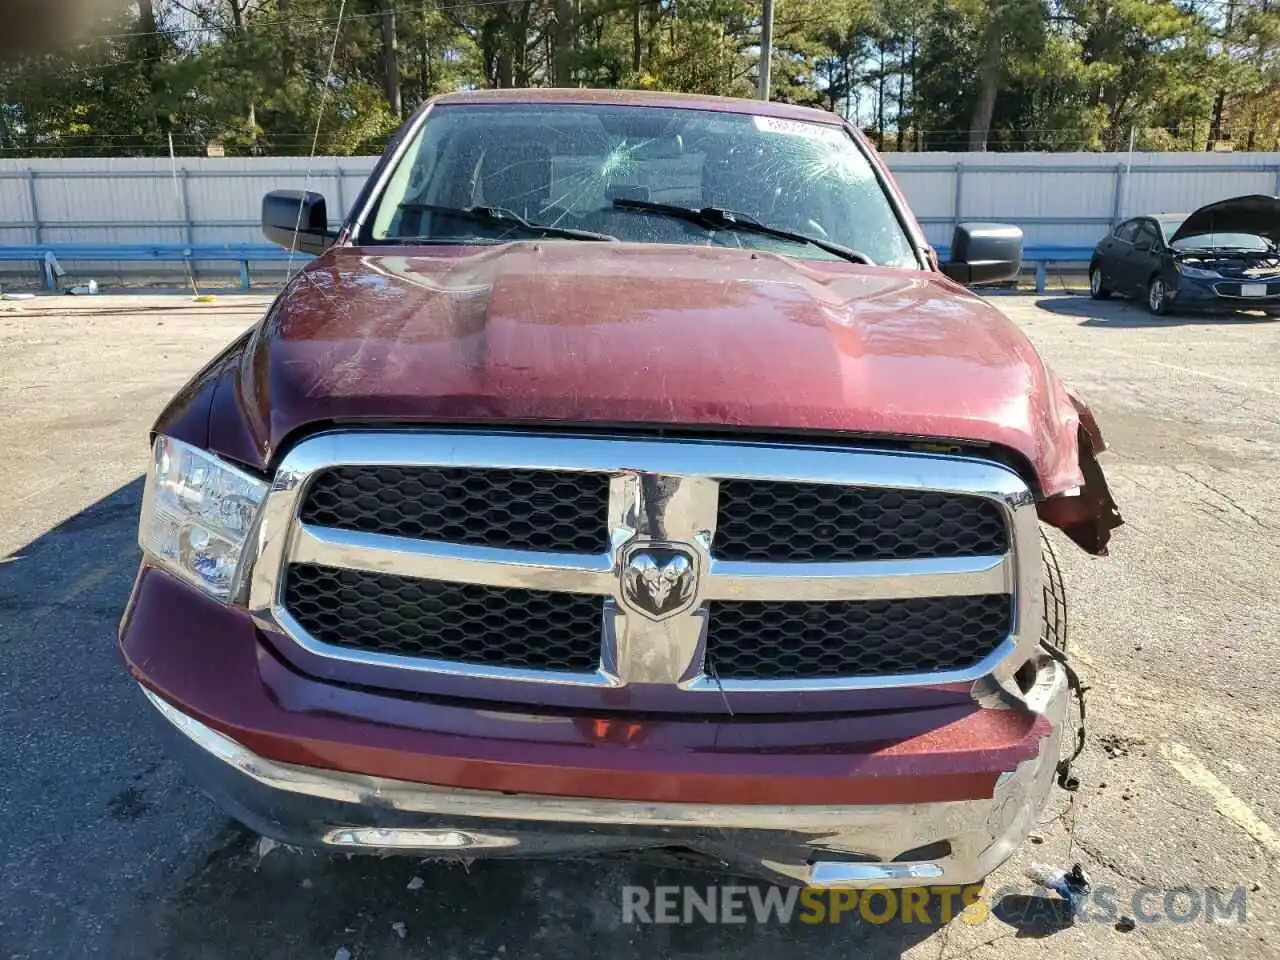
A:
809;862;946;884
704;554;1012;602
690;637;1019;695
612;475;718;685
1000;488;1043;688
291;524;616;595
323;827;521;851
253;430;1031;497
247;429;1039;700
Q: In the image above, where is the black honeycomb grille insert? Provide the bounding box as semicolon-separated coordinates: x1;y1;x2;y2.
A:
713;481;1008;563
300;466;609;553
283;563;603;671
707;594;1011;680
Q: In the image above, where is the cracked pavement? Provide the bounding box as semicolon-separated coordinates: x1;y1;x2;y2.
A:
1;292;1278;959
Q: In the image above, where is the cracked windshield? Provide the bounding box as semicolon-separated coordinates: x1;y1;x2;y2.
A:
368;104;918;267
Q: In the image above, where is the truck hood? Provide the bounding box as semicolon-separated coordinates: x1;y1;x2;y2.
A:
1169;194;1280;245
224;243;1115;544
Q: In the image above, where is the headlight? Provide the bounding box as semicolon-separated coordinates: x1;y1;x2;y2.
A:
1177;263;1220;280
139;436;269;601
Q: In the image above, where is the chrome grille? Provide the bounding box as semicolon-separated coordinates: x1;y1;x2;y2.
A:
253;432;1040;707
300;465;609;552
713;480;1008;562
708;595;1012;680
285;562;602;671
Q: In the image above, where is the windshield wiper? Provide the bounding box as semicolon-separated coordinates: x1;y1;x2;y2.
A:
397;203;617;242
611;198;874;265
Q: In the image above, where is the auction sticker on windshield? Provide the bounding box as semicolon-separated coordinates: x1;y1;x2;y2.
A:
751;115;847;142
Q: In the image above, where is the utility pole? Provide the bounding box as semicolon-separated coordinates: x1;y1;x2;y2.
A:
757;0;774;100
137;0;170;142
1206;0;1236;150
380;0;403;119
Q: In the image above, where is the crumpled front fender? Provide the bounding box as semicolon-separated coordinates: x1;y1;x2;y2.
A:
1036;385;1123;555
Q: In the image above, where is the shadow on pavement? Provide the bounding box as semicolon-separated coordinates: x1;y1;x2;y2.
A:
1035;295;1280;328
992;893;1075;938
0;478;227;959
3;480;950;959
139;831;949;959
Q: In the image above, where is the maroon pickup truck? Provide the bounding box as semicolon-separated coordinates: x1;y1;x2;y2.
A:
120;89;1121;888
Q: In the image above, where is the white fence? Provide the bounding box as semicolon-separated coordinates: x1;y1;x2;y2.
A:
0;157;376;249
887;152;1280;248
1;150;1278;263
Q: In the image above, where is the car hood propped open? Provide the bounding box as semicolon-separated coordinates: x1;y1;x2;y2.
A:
1169;194;1280;244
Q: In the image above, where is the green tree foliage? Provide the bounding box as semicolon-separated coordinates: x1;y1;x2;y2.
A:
0;0;1276;154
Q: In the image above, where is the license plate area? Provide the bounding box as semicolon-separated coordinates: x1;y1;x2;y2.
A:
1240;283;1268;298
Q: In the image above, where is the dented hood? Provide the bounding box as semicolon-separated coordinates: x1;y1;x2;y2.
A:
1169;194;1280;244
228;243;1118;549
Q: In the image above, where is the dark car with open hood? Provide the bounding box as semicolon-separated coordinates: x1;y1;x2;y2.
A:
1090;194;1280;316
119;88;1121;890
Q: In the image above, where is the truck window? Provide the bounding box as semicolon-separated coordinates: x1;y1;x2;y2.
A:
363;103;919;268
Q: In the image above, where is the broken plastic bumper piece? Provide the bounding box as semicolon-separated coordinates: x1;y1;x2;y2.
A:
138;657;1068;887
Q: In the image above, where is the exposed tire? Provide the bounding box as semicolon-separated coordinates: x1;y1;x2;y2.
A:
1147;275;1172;315
1089;265;1111;300
1041;529;1068;653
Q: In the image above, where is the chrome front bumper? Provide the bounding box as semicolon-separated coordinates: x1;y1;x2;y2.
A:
141;657;1069;888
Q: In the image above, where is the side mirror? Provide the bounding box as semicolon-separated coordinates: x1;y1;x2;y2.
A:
941;222;1024;286
1133;239;1152;253
262;190;336;255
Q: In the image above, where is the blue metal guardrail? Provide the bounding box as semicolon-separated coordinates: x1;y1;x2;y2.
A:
0;243;303;291
0;242;1094;293
933;244;1095;292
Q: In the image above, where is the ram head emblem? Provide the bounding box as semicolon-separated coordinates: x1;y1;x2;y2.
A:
620;547;699;620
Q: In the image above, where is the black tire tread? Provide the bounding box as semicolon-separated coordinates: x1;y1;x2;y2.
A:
1041;528;1068;653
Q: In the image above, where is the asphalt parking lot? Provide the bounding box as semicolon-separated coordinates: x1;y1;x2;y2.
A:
2;291;1279;960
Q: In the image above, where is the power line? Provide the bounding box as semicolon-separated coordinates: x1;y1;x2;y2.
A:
290;0;350;278
84;0;536;43
34;125;1212;137
83;0;1251;44
19;0;531;76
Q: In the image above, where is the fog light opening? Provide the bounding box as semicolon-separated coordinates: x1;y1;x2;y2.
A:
322;827;519;851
